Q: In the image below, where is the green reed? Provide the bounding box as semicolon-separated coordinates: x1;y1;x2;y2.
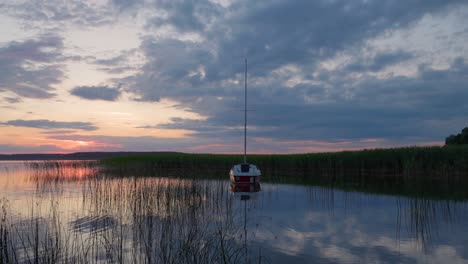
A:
0;168;262;263
101;146;468;183
23;149;468;200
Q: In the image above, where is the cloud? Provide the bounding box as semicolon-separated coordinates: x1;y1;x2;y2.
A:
251;186;468;263
113;0;468;147
134;56;468;143
94;55;128;66
0;34;65;99
146;0;221;33
250;58;468;141
0;119;98;131
111;0;145;11
0;0;116;29
3;97;22;104
40;130;81;135
0;144;61;154
70;86;121;101
46;134;197;152
344;51;414;72
91;49;143;75
2;0;468;152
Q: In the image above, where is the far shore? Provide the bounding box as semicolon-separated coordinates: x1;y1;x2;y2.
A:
0;151;179;161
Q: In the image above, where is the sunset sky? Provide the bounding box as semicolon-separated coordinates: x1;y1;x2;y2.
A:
1;0;467;154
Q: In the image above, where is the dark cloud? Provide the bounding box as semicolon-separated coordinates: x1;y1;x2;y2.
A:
123;0;467;101
40;130;80;135
155;117;240;138
146;0;220;33
70;86;121;101
344;51;414;72
99;66;137;74
183;0;464;79
115;0;468;147
122;38;216;102
0;1;115;28
259;58;468;141
91;49;142;74
147;57;468;144
94;54;128;66
111;0;144;11
0;144;61;154
0;119;98;131
3;97;22;104
0;34;65;99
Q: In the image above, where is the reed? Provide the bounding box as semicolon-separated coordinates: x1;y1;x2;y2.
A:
24;154;468;200
0;172;262;263
101;146;468;183
2;161;466;261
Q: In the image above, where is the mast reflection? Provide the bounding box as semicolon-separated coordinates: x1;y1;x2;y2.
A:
229;182;262;262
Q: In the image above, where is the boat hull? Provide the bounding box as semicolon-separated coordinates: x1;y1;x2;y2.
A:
230;174;261;183
229;163;261;183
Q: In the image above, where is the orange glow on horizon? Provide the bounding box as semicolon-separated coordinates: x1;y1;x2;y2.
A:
55;139;121;150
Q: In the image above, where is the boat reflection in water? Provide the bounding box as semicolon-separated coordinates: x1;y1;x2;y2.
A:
230;182;261;193
229;181;262;263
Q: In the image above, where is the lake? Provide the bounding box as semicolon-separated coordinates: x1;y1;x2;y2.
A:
1;161;468;263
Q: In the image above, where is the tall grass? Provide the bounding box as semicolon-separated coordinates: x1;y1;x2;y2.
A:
101;146;468;183
0;168;262;263
26;150;468;200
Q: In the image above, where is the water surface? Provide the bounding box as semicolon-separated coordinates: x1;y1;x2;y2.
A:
1;161;467;263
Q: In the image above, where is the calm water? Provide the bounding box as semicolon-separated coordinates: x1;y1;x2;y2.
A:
1;161;468;263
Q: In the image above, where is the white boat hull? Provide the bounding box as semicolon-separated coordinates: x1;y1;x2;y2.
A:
229;163;261;183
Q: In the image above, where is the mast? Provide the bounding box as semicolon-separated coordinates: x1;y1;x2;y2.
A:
244;58;247;164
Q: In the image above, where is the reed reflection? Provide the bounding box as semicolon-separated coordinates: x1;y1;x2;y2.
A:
26;161;99;182
395;196;468;250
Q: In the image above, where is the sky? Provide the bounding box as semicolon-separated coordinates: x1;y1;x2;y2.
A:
0;0;467;154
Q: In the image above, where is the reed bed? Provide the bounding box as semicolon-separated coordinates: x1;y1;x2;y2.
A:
0;170;262;263
101;146;468;184
24;160;98;170
24;153;468;200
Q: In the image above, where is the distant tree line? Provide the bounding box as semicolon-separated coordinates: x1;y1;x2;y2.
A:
445;127;468;145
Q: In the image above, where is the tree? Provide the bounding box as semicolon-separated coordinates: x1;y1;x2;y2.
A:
445;127;468;145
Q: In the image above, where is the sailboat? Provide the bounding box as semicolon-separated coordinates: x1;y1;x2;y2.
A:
229;59;261;183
